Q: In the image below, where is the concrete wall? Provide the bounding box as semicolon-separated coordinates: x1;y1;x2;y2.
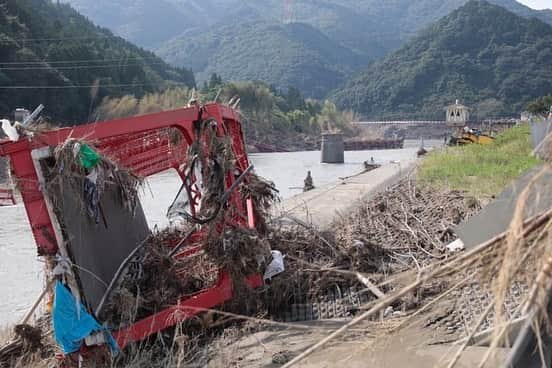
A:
530;120;552;149
321;133;344;163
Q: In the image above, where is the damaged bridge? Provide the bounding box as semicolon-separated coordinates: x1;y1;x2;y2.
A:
0;103;279;365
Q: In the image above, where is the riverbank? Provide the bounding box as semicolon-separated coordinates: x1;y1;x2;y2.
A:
0;145;427;328
276;159;416;229
418;124;539;199
202;125;543;367
2;176;484;367
2;125;545;367
200;125;544;367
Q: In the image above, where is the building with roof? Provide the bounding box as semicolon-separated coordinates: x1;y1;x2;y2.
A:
446;99;470;127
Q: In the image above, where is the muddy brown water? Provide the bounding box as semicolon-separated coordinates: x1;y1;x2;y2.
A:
0;141;442;326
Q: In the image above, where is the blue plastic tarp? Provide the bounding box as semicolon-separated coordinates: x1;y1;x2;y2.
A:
52;281;118;354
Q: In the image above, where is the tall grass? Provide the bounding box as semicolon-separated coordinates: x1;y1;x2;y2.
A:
418;124;539;198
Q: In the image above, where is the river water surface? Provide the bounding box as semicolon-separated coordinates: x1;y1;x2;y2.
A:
0;140;441;326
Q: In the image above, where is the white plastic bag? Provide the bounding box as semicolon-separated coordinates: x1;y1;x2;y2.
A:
446;238;465;252
264;250;285;281
1;119;20;141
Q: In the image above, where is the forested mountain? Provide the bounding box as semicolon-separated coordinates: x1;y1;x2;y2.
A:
63;0;552;53
333;1;552;120
63;0;552;98
159;19;363;98
56;0;201;49
0;0;195;124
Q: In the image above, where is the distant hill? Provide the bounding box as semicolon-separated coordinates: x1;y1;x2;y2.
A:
158;19;363;97
59;0;200;49
333;0;552;120
62;0;552;54
0;0;195;124
321;0;552;54
61;0;552;99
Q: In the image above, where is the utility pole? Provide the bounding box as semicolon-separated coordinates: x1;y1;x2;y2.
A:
283;0;295;24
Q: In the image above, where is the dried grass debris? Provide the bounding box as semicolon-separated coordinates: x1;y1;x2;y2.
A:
0;318;56;368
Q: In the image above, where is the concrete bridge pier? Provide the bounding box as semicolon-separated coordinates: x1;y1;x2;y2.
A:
321;133;344;163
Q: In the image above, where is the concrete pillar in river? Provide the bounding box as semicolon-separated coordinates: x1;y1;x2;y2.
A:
321;133;344;163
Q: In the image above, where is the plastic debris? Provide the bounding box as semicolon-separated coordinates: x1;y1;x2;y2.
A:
384;306;394;317
52;256;72;277
446;238;465;252
72;142;81;158
84;167;104;223
1;119;20;141
264;250;285;280
52;282;118;354
79;144;100;169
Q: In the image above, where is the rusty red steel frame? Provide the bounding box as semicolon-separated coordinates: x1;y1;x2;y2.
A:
0;103;262;349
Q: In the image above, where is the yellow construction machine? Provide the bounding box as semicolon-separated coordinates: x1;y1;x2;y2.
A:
448;126;495;146
445;100;495;145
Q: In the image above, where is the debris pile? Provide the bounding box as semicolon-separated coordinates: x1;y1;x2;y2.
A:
335;179;481;271
101;229;219;327
275;196;552;367
263;179;481;317
0;171;487;367
6;115;528;368
0;318;56;368
46;139;142;222
102;125;280;329
241;173;280;233
101;176;483;332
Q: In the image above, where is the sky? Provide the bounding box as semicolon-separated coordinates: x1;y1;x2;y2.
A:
518;0;552;9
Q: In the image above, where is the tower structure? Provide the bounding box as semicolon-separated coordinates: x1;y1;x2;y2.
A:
446;99;470;127
283;0;295;24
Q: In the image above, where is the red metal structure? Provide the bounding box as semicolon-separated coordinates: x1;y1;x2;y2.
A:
0;103;262;350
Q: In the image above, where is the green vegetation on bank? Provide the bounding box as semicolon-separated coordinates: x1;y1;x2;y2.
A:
334;1;552;120
0;0;195;124
95;78;354;147
526;94;552;118
418;125;539;198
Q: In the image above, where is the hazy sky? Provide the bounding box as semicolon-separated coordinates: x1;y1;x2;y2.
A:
518;0;552;10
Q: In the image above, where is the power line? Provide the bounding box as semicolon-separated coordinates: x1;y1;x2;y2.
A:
0;82;189;89
0;56;165;65
283;0;295;23
11;34;117;42
0;62;168;71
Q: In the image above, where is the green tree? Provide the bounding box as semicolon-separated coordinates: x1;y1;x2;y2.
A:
526;94;552;118
334;1;552;120
208;73;223;89
0;0;195;124
286;109;310;133
285;87;306;111
316;101;346;132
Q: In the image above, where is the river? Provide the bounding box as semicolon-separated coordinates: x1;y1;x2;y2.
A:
0;140;442;326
